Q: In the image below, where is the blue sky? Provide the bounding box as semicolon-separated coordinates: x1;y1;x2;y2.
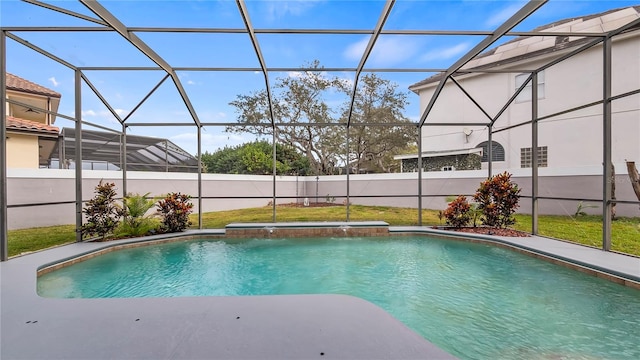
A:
2;0;639;155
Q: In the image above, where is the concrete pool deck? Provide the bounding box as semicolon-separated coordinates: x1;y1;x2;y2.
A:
2;226;639;359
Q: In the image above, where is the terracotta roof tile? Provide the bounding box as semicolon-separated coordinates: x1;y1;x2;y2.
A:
6;115;60;135
6;73;61;98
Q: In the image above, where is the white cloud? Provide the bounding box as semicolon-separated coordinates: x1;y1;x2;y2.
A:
265;0;323;21
484;2;526;28
82;108;125;123
344;38;368;61
344;37;419;67
48;77;59;87
287;71;303;78
187;80;196;85
420;42;473;62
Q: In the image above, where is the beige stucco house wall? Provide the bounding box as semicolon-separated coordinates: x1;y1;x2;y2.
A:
6;134;39;168
4;73;61;168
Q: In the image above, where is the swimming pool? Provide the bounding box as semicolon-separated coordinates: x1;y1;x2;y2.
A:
38;236;640;359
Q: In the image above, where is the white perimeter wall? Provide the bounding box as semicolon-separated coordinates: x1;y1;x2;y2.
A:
6;166;640;229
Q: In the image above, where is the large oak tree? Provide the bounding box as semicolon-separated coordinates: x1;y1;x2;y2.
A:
228;61;414;174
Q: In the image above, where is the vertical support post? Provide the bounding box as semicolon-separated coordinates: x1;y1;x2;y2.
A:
197;126;202;229
121;124;127;196
487;125;493;178
602;37;612;251
531;72;539;235
0;31;8;261
75;70;83;242
272;128;276;222
61;132;66;169
58;134;64;169
164;140;169;172
417;126;423;226
346;125;350;221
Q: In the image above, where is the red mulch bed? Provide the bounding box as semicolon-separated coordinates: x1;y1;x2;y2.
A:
433;226;530;237
272;203;530;237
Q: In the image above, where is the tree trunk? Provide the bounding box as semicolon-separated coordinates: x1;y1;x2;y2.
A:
626;161;640;210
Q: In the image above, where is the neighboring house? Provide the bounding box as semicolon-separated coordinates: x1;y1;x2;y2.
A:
4;73;61;168
3;73;197;172
401;5;640;173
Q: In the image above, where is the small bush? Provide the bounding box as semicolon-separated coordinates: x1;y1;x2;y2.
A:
473;171;521;228
81;180;123;240
116;193;159;237
443;195;471;228
157;192;194;233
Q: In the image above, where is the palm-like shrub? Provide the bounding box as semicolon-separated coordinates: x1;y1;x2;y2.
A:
157;192;194;233
116;193;159;237
81;180;123;240
473;172;521;228
443;195;472;228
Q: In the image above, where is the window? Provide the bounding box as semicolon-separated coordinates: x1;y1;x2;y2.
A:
476;141;505;162
515;71;545;103
521;146;548;168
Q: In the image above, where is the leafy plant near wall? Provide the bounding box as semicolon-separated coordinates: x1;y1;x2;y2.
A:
157;193;194;233
574;201;599;217
81;180;123;240
116;193;159;237
473;172;521;228
469;202;484;227
443;195;472;228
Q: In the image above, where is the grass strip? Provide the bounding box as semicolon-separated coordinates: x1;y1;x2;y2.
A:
7;207;639;257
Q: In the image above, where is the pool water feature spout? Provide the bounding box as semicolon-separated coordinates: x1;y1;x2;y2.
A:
264;227;275;238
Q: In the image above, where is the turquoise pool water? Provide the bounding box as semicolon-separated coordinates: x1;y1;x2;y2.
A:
38;236;640;359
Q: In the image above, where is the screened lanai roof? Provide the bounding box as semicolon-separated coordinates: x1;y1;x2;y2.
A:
2;0;640;259
1;0;638;131
52;127;198;172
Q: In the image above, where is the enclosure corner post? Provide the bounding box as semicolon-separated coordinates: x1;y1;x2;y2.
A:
531;72;539;235
602;37;612;251
197;125;203;229
121;123;127;197
417;126;423;226
75;69;83;243
0;31;8;261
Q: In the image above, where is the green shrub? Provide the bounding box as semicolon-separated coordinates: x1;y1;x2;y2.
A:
157;193;194;233
473;172;521;228
81;180;123;240
116;193;159;237
443;195;471;228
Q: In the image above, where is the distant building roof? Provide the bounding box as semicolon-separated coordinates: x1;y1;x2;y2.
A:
6;73;61;98
409;5;640;91
51;127;199;172
6;115;59;136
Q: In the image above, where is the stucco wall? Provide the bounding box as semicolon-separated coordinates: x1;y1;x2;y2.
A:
416;33;640;170
6;167;639;229
6;133;38;168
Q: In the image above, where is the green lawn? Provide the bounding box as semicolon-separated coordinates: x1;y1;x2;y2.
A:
7;206;640;257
